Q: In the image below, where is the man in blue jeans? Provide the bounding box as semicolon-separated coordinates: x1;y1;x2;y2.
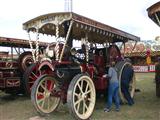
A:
103;61;120;112
121;63;134;105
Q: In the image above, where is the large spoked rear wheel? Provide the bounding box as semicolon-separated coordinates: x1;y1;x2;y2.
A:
31;75;60;115
115;61;136;103
67;74;96;120
23;63;40;96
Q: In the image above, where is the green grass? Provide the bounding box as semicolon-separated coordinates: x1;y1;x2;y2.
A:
0;73;160;120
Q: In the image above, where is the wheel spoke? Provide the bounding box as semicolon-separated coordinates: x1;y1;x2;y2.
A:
47;97;50;110
87;97;94;105
83;100;85;114
41;97;46;109
76;101;81;113
85;89;91;95
49;81;54;91
75;98;83;106
78;83;83;94
84;102;88;111
74;93;79;97
40;83;48;92
37;97;45;104
88;98;92;102
81;80;83;88
31;72;38;78
85;83;89;93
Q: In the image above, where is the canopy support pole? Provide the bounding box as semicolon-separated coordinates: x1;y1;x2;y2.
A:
155;13;160;26
59;21;74;62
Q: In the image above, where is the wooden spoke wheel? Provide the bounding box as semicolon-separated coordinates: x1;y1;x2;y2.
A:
18;51;34;73
67;74;96;120
115;61;136;103
23;63;40;95
31;75;60;115
23;62;53;96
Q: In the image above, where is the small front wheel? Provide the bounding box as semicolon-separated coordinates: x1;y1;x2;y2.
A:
67;74;96;120
31;75;60;115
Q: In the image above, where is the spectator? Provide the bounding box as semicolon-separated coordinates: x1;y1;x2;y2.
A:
103;61;120;112
155;57;160;97
121;63;134;105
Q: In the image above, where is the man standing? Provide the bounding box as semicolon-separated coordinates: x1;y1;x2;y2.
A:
155;57;160;97
121;63;134;105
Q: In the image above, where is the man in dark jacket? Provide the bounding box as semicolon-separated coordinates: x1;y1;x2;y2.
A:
121;63;134;105
155;57;160;97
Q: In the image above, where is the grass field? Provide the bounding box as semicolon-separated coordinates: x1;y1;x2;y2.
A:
0;73;160;120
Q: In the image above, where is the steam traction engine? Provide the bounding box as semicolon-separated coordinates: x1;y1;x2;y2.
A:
23;12;140;120
0;37;47;94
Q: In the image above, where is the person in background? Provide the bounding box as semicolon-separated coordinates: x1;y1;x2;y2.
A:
121;59;134;105
155;57;160;97
103;61;120;112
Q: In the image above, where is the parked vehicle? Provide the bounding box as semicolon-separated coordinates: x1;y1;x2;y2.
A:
147;1;160;27
23;12;140;119
0;37;48;94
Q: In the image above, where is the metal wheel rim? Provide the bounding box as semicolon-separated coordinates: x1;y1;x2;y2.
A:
129;73;136;98
72;76;95;119
35;77;60;113
118;62;136;102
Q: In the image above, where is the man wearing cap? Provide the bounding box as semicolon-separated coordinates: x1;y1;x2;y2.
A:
155;57;160;97
121;63;134;105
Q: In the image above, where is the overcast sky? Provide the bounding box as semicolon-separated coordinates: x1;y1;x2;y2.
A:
0;0;160;42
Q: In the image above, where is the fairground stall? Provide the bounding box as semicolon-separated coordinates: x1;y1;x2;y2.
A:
146;1;160;72
122;40;160;72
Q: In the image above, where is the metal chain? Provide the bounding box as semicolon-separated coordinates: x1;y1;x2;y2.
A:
28;32;36;62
